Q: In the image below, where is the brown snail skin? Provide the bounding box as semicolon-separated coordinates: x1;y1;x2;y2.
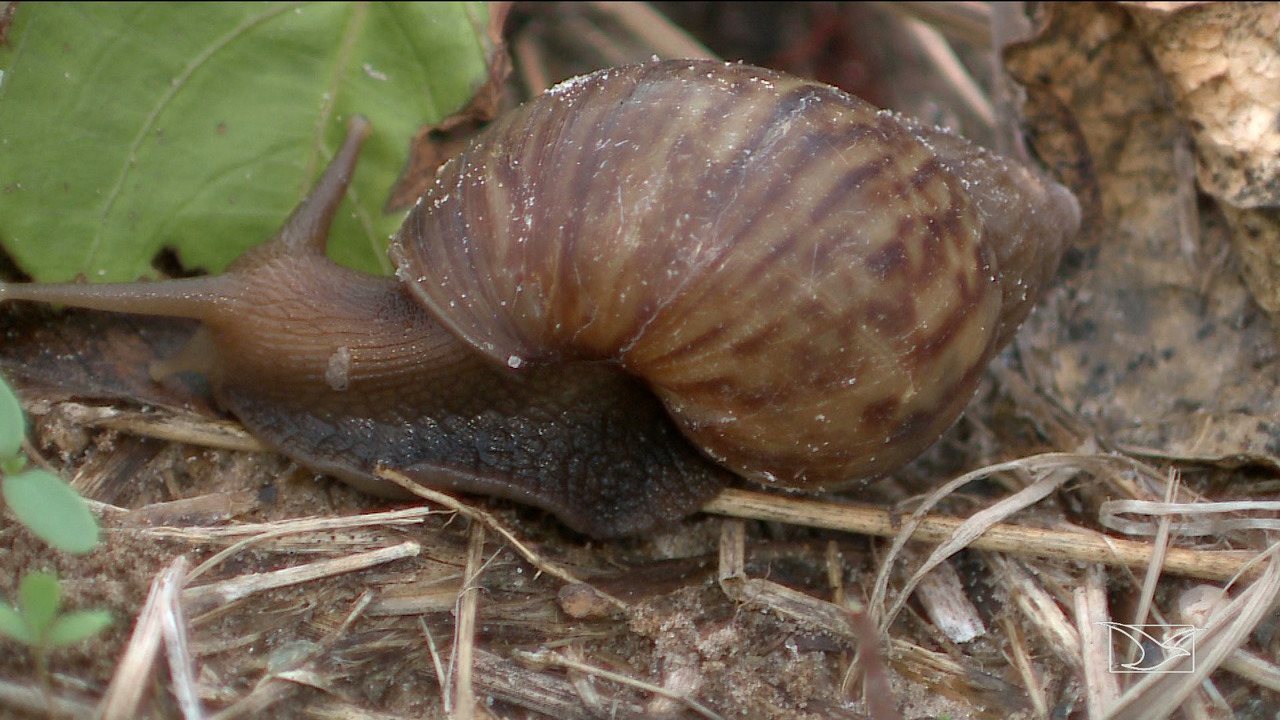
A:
0;60;1080;538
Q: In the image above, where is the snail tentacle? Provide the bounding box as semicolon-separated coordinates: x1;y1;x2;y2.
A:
240;115;372;263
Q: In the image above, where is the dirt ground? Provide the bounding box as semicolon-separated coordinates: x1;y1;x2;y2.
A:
2;3;1279;719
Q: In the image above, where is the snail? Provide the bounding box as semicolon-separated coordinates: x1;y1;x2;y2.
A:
0;60;1080;538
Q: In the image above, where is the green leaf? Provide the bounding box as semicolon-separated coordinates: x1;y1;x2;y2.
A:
1;456;28;476
2;470;101;554
17;571;60;638
0;2;491;281
0;374;25;462
0;603;35;645
47;610;112;648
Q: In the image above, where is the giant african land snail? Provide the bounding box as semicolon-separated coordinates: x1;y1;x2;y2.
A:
0;60;1080;537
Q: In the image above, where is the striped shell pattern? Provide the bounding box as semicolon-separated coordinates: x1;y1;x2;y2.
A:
392;59;1080;490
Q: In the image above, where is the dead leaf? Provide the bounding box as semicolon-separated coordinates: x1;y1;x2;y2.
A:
386;2;515;211
1006;3;1280;468
1126;3;1280;319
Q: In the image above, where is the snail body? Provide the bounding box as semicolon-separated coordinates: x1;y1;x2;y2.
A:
0;60;1079;537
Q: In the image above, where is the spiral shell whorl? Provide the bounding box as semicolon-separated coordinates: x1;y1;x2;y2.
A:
393;60;1073;489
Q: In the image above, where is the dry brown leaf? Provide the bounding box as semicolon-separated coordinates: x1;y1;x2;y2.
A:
1007;2;1280;473
1127;3;1280;322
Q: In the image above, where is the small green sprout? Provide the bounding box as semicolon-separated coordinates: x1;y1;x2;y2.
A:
0;371;25;469
1;372;100;554
0;372;112;671
0;571;112;648
2;468;101;554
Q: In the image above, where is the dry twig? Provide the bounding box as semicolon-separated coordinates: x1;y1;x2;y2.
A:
1104;547;1280;720
377;467;626;609
450;524;486;720
182;541;419;616
873;460;1075;633
514;648;725;720
1074;566;1119;719
703;475;1258;583
97;557;191;720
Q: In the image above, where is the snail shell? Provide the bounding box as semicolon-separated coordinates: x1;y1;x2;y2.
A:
393;59;1080;490
0;59;1079;537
